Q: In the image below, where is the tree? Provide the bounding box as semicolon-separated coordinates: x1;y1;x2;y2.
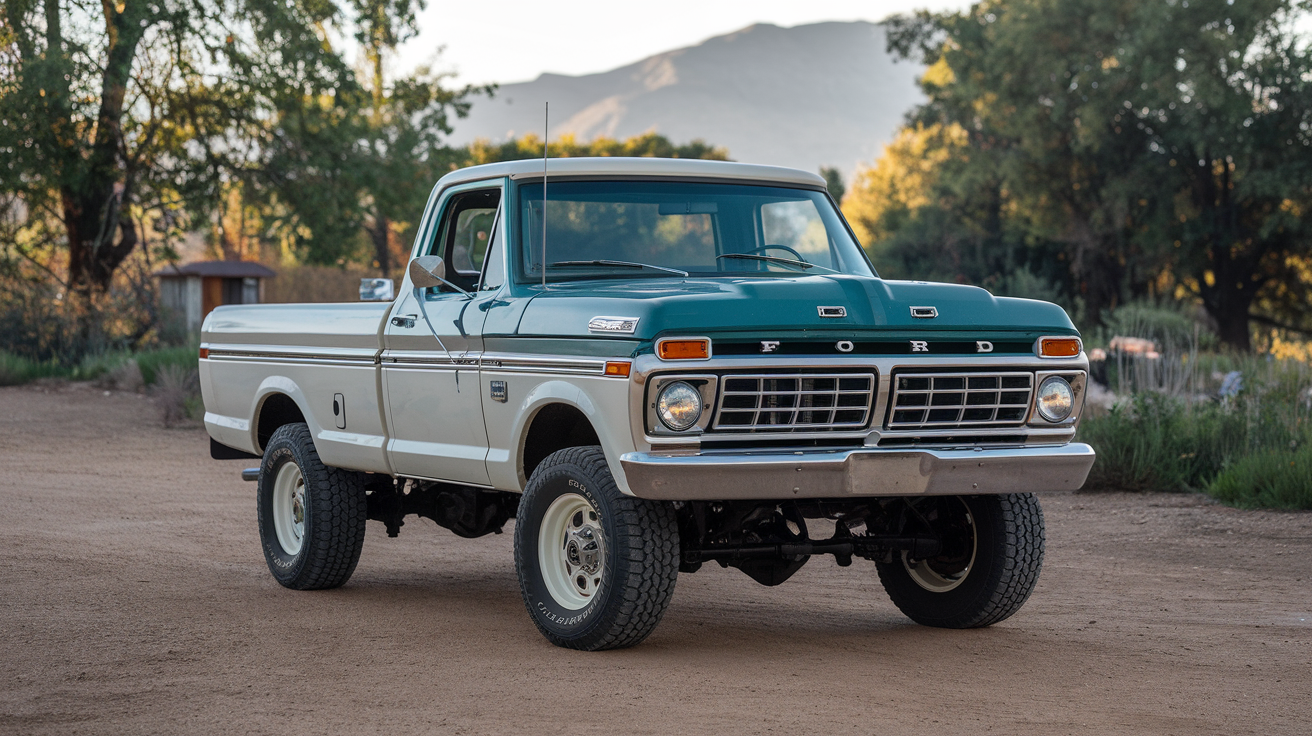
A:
874;0;1312;350
0;0;357;298
463;131;729;165
819;166;846;204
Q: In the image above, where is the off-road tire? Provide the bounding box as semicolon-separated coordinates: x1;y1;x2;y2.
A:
876;493;1044;628
257;422;367;590
514;446;679;650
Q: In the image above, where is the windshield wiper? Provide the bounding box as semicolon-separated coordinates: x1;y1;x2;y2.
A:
716;253;838;273
548;260;689;277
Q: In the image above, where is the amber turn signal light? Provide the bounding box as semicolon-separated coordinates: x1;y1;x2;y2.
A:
657;338;710;360
199;347;210;359
604;361;631;377
1038;337;1081;358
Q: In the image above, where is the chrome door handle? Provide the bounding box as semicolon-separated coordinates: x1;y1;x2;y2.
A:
390;315;417;328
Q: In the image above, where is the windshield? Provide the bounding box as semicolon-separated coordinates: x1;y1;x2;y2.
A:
517;181;874;282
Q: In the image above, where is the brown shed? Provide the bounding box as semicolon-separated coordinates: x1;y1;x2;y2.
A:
154;261;276;333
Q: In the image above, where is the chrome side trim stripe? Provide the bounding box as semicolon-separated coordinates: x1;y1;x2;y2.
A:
482;352;608;376
205;343;622;378
205;344;379;365
382;350;614;377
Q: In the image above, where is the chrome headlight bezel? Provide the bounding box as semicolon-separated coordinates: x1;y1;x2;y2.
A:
656;380;704;432
1035;375;1075;423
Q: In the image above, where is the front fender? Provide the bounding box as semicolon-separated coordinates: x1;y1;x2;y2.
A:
487;375;636;494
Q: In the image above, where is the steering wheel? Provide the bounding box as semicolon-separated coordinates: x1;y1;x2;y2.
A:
745;244;805;261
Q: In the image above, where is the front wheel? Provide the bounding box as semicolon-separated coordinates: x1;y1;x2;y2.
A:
876;493;1044;628
513;447;679;650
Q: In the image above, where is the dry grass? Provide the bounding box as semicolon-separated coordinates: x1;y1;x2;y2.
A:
153;364;199;427
263;263;379;304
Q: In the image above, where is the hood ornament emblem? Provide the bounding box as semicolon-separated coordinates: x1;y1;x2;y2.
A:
817;306;846;318
910;306;938;319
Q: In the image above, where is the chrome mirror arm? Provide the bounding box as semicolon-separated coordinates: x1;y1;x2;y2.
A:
409;255;473;299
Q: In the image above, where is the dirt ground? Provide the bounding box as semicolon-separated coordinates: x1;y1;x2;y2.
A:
1;383;1310;736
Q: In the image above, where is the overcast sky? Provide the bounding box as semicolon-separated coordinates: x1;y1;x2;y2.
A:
395;0;972;87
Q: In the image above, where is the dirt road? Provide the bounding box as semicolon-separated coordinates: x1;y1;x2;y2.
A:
1;383;1309;735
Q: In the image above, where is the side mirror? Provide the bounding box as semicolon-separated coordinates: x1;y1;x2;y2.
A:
408;256;446;290
359;278;394;301
407;255;473;298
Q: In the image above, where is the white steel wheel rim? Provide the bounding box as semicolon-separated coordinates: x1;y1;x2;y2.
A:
538;493;607;611
272;461;306;556
903;501;976;593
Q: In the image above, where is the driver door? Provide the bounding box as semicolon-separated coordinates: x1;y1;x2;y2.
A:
382;185;502;484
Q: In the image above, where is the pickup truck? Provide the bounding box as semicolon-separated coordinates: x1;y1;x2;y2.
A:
201;157;1095;651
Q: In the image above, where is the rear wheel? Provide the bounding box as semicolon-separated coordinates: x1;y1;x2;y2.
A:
257;422;367;590
514;446;679;650
876;493;1044;628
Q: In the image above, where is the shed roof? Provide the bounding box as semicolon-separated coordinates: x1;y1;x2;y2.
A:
434;157;828;191
154;261;276;279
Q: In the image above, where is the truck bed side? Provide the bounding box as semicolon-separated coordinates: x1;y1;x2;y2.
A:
200;301;393;474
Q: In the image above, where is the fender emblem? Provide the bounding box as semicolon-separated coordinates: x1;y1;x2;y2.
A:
588;316;640;334
818;306;847;318
910;306;938;319
976;341;994;353
760;341;781;353
910;340;929;353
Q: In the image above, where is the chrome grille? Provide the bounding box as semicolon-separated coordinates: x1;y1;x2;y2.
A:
713;373;875;432
888;372;1033;429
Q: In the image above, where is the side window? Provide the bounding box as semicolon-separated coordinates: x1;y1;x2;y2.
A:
431;188;501;290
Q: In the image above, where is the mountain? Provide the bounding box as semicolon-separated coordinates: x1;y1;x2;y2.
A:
448;21;925;178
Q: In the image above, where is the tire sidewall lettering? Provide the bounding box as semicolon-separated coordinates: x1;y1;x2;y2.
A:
258;441;306;578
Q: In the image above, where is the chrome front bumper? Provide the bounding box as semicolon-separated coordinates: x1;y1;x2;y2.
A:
619;443;1096;500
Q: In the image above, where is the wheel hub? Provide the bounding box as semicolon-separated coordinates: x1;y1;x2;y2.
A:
272;461;306;556
538;493;607;610
902;498;977;593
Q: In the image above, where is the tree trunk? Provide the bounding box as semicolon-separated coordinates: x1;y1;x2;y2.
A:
62;0;150;294
368;214;392;277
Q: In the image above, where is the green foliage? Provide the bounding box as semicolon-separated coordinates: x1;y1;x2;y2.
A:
1096;301;1214;352
863;0;1312;349
463;132;729;165
134;345;200;387
0;350;128;386
1079;355;1312;506
1209;447;1312;510
1080;394;1249;491
819;167;846;203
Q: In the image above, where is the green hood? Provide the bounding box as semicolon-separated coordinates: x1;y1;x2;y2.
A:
513;275;1076;347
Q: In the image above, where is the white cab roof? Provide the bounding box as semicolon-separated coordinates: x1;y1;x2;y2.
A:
435;157;827;190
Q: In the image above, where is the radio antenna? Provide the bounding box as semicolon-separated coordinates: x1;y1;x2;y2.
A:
541;101;548;290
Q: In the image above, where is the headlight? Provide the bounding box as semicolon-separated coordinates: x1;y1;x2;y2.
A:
1035;376;1074;422
656;381;702;431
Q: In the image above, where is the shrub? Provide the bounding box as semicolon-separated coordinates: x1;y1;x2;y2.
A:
135;345;199;386
1209;448;1312;510
1078;394;1247;491
0;350;128;386
154;364;200;427
1079;357;1312;498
